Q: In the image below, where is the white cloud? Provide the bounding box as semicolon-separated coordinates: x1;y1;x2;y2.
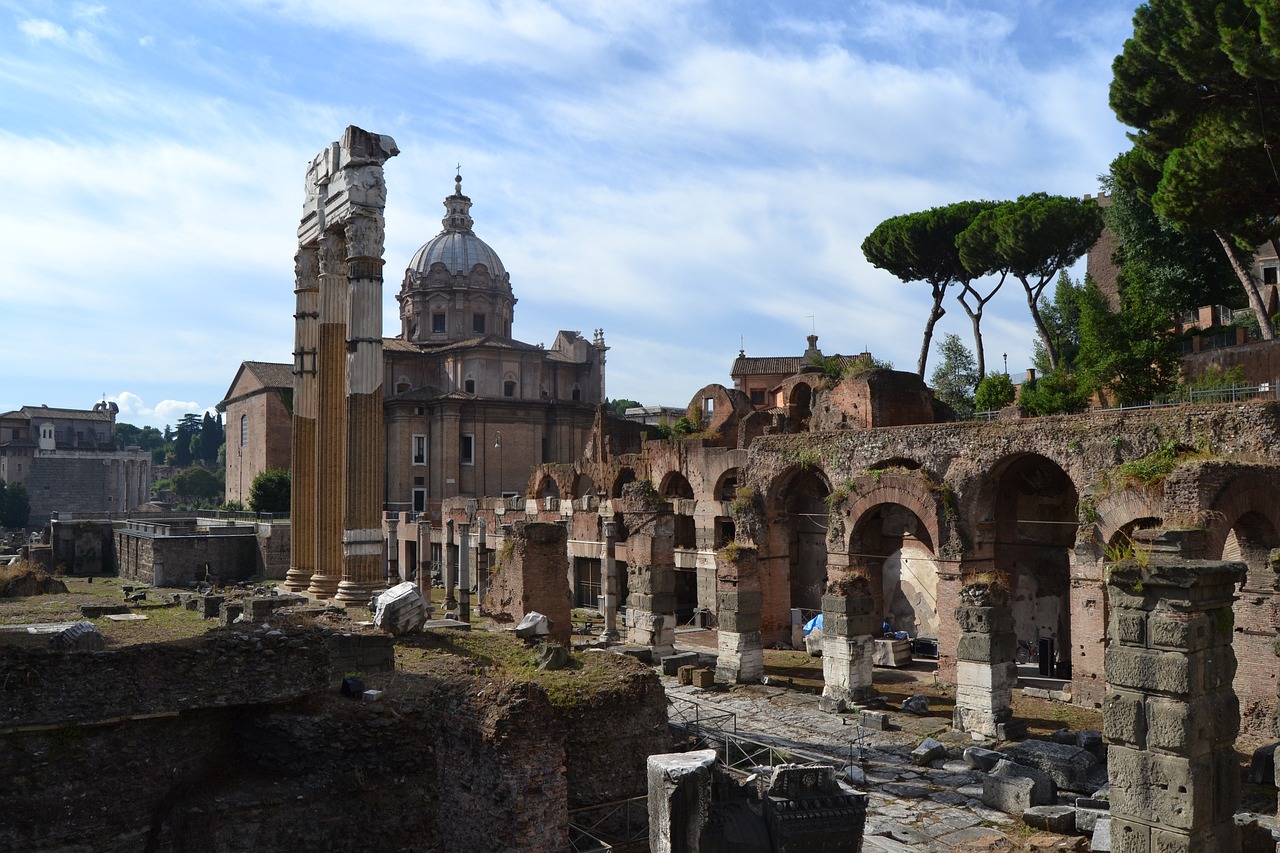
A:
112;392;215;430
18;17;105;59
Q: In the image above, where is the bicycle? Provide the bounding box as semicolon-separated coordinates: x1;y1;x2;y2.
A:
1015;639;1039;665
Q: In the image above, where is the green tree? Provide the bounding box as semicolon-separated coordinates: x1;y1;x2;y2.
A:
1110;0;1280;338
171;467;223;505
173;414;202;467
606;399;641;418
975;372;1016;413
1;482;31;528
249;468;291;514
1076;275;1181;405
1018;369;1089;417
862;202;990;378
1032;272;1084;375
1103;150;1240;312
929;333;979;419
200;413;224;465
963;194;1103;370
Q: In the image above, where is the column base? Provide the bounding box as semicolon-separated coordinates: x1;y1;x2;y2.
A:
822;633;874;703
716;630;763;684
307;573;340;599
284;567;312;593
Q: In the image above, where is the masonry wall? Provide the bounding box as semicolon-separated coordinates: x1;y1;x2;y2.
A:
0;628;664;853
1181;339;1280;386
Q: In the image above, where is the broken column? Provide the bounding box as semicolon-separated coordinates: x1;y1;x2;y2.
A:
820;583;876;710
385;513;400;586
623;508;678;658
714;546;763;684
647;750;717;853
481;521;571;646
599;517;620;642
457;520;471;622
953;581;1019;740
1103;553;1245;853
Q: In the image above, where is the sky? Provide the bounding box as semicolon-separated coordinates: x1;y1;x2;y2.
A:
0;0;1140;430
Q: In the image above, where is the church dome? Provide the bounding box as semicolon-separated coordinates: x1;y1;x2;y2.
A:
406;174;506;279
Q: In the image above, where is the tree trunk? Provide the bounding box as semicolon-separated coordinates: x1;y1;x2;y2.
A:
1216;229;1275;341
1022;276;1058;371
916;284;947;378
956;275;1006;379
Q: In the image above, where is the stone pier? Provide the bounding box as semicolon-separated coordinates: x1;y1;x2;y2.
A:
481;522;571;646
714;547;763;684
623;509;677;658
600;518;620;642
820;592;875;710
1103;553;1244;853
952;583;1019;740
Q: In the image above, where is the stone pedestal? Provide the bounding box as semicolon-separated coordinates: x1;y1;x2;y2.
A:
872;638;912;667
820;594;875;707
1103;555;1245;853
953;594;1017;739
624;512;678;657
625;609;675;659
714;589;762;683
715;629;763;684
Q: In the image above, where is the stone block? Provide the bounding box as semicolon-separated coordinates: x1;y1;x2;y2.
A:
1077;730;1104;761
677;665;695;686
826;613;876;637
996;720;1027;741
691;668;715;689
911;737;946;766
983;759;1055;815
1102;690;1147;748
1247;744;1277;785
1022;805;1075;834
956;632;1016;663
956;660;1018;691
1112;610;1146;647
1075;802;1108;834
717;589;762;615
817;695;847;714
822;594;873;617
1107;747;1213;833
962;746;1003;772
220;603;244;626
1147;610;1214;652
717;608;760;633
1104;645;1215;695
1090;816;1111;852
1004;739;1107;795
197;595;224;619
872;638;912;667
1146;692;1238;754
716;629;763;684
661;651;699;676
860;710;889;730
955;606;1012;635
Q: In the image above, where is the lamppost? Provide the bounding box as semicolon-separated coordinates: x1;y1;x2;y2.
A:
1002;352;1008;376
494;431;502;498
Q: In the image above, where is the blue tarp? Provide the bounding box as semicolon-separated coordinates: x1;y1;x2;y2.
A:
803;613;823;635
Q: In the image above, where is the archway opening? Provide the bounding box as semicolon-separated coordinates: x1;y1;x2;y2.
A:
850;504;938;640
537;475;559;500
611;468;636;499
991;454;1077;679
660;472;694;500
782;468;830;612
788;383;813;431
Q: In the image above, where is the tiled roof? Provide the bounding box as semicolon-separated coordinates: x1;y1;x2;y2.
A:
242;361;294;389
731;356;806;377
19;406;112;422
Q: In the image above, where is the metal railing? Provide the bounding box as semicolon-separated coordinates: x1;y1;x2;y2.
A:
667;695;736;738
567;796;649;853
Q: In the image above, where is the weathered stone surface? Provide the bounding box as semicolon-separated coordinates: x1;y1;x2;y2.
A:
1089;817;1110;852
860;710;889;730
982;759;1055;814
648;750;717;853
911;737;946;766
660;651;699;676
873;638;912;667
963;746;1004;772
1004;739;1106;794
1022;805;1075;834
902;694;930;715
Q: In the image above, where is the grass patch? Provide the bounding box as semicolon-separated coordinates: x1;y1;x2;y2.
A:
394;629;645;708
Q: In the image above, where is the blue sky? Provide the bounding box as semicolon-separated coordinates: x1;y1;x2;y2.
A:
0;0;1138;430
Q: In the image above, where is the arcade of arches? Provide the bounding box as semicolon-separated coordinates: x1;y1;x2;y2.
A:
497;402;1280;733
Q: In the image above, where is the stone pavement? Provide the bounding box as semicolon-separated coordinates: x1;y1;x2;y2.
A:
662;677;1047;852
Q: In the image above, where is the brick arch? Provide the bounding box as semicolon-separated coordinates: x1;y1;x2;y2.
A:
610;467;637;498
763;463;832;509
1093;489;1164;550
535;473;562;500
964;451;1085;544
713;466;742;501
1203;476;1280;559
658;470;694;499
571;471;598;499
838;472;944;558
